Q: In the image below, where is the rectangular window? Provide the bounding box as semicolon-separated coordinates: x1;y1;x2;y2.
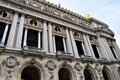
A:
75;41;84;57
27;29;38;47
55;35;64;52
0;22;6;42
110;46;117;59
0;22;11;45
91;44;100;58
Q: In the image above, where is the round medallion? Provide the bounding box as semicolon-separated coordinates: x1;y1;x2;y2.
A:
6;56;17;68
75;63;82;71
47;60;56;70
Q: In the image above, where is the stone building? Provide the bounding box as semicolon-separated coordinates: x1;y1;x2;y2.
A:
0;0;120;80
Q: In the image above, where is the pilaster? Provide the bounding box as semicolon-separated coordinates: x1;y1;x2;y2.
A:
6;12;19;47
42;21;48;52
15;14;25;48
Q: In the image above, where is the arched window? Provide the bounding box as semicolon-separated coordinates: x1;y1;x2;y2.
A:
59;68;71;80
102;70;110;80
84;69;93;80
21;66;40;80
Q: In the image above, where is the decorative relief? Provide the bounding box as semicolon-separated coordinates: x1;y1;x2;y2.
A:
95;64;101;73
73;31;83;40
89;36;97;44
2;56;19;68
107;39;113;46
45;60;56;70
53;25;65;35
26;17;42;28
0;10;12;20
74;63;82;71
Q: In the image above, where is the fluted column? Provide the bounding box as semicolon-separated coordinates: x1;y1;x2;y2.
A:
23;28;28;47
1;22;9;44
42;21;48;52
15;14;25;48
113;41;120;59
69;30;79;58
48;22;53;53
66;28;73;54
38;31;41;48
7;12;18;47
63;37;67;52
86;35;95;58
83;34;92;57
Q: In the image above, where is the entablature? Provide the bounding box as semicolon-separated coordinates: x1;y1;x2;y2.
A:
0;0;112;34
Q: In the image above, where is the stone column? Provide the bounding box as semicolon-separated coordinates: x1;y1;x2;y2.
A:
113;41;120;59
48;22;53;53
1;22;9;44
83;34;92;57
96;46;101;58
69;30;79;58
7;12;18;47
63;37;67;52
65;28;73;54
15;14;25;48
86;35;95;58
23;28;28;47
97;34;108;59
81;42;87;56
42;21;48;52
38;31;41;48
53;35;56;53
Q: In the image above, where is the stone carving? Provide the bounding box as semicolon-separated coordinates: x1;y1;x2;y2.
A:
5;70;13;80
45;60;56;70
49;73;54;80
89;36;97;44
73;31;83;40
95;64;101;73
2;56;19;68
74;63;82;71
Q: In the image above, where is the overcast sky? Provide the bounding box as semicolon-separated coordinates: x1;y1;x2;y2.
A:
47;0;120;48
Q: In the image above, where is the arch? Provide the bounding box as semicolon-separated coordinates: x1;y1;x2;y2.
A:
21;65;40;80
59;68;71;80
102;67;113;80
19;61;46;80
84;65;97;80
57;63;76;80
84;69;92;80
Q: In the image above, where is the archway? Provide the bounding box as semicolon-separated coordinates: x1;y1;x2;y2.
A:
84;69;93;80
21;66;40;80
58;68;71;80
102;69;112;80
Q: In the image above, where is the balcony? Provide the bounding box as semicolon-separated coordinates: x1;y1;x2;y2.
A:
22;46;46;56
56;51;74;60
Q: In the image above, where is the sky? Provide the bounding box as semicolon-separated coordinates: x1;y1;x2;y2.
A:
46;0;120;48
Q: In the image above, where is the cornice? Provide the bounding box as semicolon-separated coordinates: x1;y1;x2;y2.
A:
3;0;109;28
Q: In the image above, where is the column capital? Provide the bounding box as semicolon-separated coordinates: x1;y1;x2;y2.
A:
6;22;10;26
